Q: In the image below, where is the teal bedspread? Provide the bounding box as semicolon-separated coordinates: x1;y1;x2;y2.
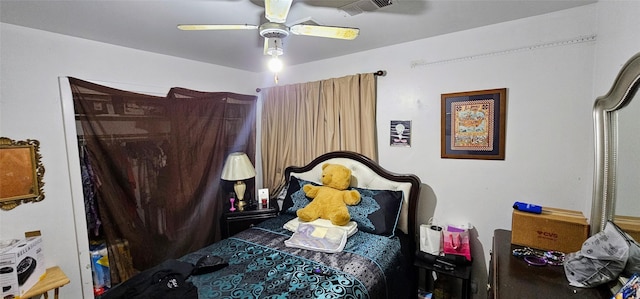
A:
180;215;410;298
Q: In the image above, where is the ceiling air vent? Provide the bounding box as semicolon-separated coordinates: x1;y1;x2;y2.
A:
339;0;393;16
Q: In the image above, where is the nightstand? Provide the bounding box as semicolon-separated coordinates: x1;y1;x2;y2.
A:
414;252;472;299
220;208;278;238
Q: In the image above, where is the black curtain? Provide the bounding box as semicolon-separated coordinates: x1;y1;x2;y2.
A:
70;78;256;283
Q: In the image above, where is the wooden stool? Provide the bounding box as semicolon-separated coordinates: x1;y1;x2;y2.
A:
21;266;70;299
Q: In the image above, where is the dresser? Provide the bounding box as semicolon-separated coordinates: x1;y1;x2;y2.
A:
489;229;611;298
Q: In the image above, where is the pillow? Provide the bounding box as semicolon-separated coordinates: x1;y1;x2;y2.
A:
347;187;404;237
280;176;318;215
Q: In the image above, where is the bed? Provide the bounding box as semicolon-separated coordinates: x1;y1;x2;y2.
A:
106;151;422;298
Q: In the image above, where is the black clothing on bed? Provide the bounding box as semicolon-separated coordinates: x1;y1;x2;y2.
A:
100;259;197;299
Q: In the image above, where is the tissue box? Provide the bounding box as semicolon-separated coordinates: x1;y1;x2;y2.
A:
511;207;589;253
0;236;46;298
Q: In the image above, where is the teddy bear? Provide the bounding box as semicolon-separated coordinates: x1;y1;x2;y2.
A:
296;163;361;226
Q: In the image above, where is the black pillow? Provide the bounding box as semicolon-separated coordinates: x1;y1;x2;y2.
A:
347;187;404;237
280;176;318;215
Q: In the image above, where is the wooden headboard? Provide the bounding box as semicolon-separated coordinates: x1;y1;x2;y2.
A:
283;151;422;241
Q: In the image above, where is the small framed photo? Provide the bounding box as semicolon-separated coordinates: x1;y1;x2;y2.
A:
390;120;411;147
441;88;507;160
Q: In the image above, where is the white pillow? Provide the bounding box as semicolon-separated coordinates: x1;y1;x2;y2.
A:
283;217;358;237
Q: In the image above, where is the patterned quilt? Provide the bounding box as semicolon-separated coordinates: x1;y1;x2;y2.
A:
180;215;410;299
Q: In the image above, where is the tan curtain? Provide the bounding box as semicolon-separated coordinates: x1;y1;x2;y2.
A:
261;73;377;195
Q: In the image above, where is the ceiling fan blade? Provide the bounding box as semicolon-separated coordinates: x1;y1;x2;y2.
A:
177;24;259;31
265;0;293;23
290;24;360;40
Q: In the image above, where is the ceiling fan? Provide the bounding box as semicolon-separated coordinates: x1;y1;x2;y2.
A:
177;0;360;72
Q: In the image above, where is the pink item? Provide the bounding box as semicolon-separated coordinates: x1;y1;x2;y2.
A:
229;197;236;212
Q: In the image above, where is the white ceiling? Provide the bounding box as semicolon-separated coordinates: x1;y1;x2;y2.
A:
0;0;596;73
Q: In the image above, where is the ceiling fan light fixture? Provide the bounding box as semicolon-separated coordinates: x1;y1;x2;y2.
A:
259;23;290;39
265;37;284;56
268;55;283;73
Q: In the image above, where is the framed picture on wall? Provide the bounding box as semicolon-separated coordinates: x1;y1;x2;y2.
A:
0;137;45;210
390;120;411;147
441;88;507;160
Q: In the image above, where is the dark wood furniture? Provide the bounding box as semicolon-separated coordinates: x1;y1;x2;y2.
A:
414;254;472;299
220;208;278;239
489;229;611;298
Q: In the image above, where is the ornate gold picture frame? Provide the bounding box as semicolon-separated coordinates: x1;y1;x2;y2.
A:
0;137;45;210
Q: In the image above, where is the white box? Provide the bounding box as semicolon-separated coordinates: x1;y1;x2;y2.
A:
0;236;46;298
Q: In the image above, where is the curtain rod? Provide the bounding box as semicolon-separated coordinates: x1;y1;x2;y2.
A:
256;70;386;93
78;133;170;142
373;70;386;76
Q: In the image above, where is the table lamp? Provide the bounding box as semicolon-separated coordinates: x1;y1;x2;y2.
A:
221;152;256;211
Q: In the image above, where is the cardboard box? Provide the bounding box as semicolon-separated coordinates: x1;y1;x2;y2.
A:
614;215;640;242
511;207;589;253
0;236;45;298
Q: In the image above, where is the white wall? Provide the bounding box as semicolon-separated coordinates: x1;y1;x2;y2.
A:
593;0;640;94
2;2;639;298
0;23;259;298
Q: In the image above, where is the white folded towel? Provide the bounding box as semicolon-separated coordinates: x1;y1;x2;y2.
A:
283;217;358;237
284;223;348;253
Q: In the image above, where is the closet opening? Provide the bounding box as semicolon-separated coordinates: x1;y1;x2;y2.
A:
68;78;256;295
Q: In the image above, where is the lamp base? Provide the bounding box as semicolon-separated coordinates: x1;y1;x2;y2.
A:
237;199;247;211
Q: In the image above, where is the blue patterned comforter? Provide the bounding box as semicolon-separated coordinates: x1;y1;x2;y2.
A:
180;215;409;299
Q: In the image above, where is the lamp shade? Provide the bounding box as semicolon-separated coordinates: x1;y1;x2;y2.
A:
221;152;256;181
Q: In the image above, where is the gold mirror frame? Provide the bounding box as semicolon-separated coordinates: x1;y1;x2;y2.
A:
0;137;45;210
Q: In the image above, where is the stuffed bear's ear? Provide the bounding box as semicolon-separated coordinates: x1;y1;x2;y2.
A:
322;163;330;170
